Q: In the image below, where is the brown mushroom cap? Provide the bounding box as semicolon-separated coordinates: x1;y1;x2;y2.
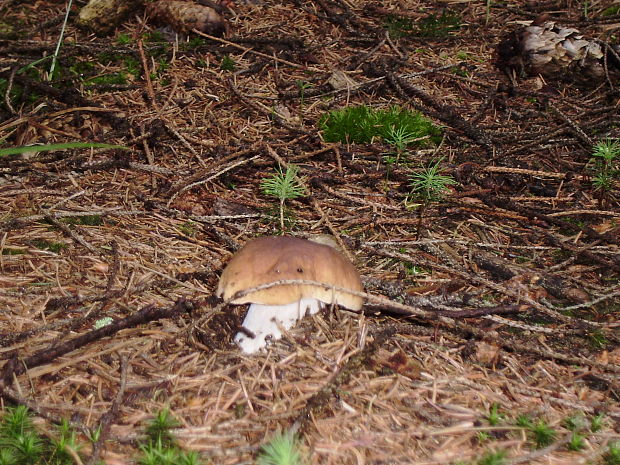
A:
217;236;363;310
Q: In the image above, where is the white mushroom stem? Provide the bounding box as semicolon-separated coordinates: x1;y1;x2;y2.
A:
234;298;324;354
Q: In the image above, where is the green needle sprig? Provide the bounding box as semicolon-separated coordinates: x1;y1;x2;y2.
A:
261;164;306;231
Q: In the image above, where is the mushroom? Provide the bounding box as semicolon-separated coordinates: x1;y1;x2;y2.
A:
217;236;363;353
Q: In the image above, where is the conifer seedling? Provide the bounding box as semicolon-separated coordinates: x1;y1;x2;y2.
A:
256;431;305;465
408;157;456;205
567;431;585;451
590;413;606;432
587;138;619;202
383;125;421;167
138;409;202;465
530;419;556;449
261;165;306;231
477;449;507;465
605;441;620;465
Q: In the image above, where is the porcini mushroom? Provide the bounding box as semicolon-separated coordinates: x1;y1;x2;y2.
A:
217;236;363;353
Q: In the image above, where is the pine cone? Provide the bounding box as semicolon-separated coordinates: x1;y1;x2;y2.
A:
496;19;618;81
146;0;228;36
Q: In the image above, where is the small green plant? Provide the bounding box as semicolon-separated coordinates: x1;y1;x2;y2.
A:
605;442;620;465
403;262;425;276
320;104;441;147
296;80;312;120
590;413;606;432
321;105;376;144
221;55;236;71
86;424;102;443
50;419;81;463
91;53;141;83
587;329;608;348
530;419;556;449
587;139;620;196
69;60;96;78
10;431;44;464
477;449;507;465
407;157;456;205
145;408;180;447
476;431;491;443
145;30;166;43
139;439;179;465
116;33;132;45
451;66;469;77
1;248;25;255
62;214;104;226
588;330;609;349
515;414;533;428
261;165;306;231
139;438;200;465
184;37;206;50
138;409;201;465
567;431;585;451
0;57;51;110
179;221;197;236
0;405;32;437
0;20;17;39
0;448;17;465
383;125;421;166
0;405;85;465
486;403;504;426
88;72;130;85
233;403;245;419
256;431;305;465
33;239;67;253
602;4;620;15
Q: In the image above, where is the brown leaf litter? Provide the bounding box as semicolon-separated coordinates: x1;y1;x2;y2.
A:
0;0;619;463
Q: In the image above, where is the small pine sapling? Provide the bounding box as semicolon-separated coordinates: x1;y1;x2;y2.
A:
383;125;420;168
407;157;456;237
260;165;306;231
256;431;305;465
587;138;619;205
408;157;457;205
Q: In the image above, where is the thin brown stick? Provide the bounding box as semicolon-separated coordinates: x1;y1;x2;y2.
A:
136;37;157;110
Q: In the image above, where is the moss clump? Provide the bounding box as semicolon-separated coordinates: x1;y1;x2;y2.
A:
320;105;441;146
416;10;461;37
32;240;67;253
61;215;104;226
385;15;414;38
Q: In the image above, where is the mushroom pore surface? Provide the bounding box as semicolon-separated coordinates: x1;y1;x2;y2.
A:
217;236;363;310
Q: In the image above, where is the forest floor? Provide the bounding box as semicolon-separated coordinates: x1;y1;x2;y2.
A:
0;0;619;464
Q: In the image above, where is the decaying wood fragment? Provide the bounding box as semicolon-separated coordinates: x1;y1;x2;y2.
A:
146;0;228;36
